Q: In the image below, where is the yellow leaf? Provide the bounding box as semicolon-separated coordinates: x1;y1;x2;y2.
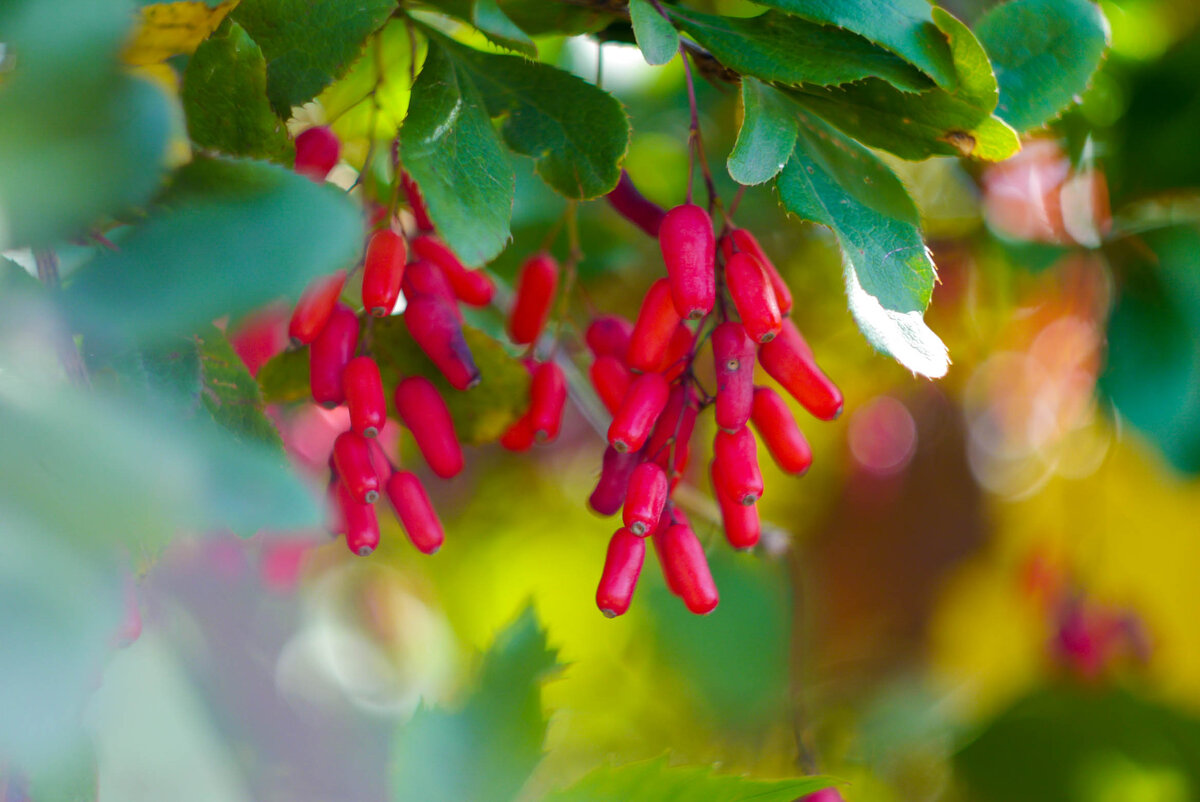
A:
122;0;240;66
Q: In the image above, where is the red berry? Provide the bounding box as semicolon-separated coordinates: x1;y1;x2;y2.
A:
712;426;763;505
757;319;843;421
386;470;445;554
645;383;697;468
335;480;380;556
658;322;694;382
294;126;340;182
585;314;634;361
590;355;632;415
231;303;288;377
589;446;640;516
368;438;394;480
711;461;761;550
401;171;434;232
309;303;359;407
608;371;670;453
289;270;346;346
725;252;782;344
403;294;480;390
343;356;386;438
655;521;719;614
508;252;560;345
499;414;536;452
623;462;668;536
751;386;812;474
333;430;381;504
393;376;465;478
411;235;495;307
628;278;682;373
659;203;716;320
712;321;756;433
403;259;461;319
721;229;793;316
605;170;666;237
596;527;645;617
528;361;567;442
361;230;407;317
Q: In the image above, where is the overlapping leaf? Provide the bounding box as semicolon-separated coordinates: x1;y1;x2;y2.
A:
727;77;799;186
123;0;239;65
629;0;679;66
544;757;835;802
422;0;536;55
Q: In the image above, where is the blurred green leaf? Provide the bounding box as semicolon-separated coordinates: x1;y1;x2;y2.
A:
66;156;362;341
492;0;612;36
0;256;41;294
400;39;514;267
976;0;1110;133
544;756;835;802
182;21;292;160
197;324;287;450
391;607;558;802
777;107;948;377
671;7;931;92
232;0;395;117
727;78;799;186
629;0;678;66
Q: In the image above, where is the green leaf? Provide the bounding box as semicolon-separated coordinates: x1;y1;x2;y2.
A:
670;6;931;92
320;18;415;142
745;0;957;88
492;0;612;36
391;607;559;802
181;21;292;160
232;0;396;117
976;0;1110;132
66;156;362;341
196;325;287;451
474;0;537;56
400;39;514;267
544;757;835;802
728;78;799;186
777;108;949;377
432;31;632;201
629;0;679;66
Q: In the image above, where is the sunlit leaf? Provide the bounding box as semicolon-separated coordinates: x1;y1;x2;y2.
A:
123;0;240;65
544;757;835;802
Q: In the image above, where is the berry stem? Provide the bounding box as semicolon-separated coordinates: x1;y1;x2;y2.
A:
34;249;90;387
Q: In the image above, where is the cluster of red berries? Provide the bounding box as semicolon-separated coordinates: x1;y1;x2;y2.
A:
589;174;843;617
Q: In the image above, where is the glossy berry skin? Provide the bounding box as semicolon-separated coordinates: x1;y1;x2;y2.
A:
655;522;719;614
499;414;536;452
725;252;782;344
606;170;666;238
628;278;682;373
711;462;761;550
528;361;568;442
294;126;340;182
608;372;670;453
659;203;716;320
404;294;480;390
751;386;813;474
403;259;461;319
589;446;640;516
401;171;434;232
757;319;843;421
309;303;359;407
596;527;645;618
343;356;386;438
722;229;793;316
289;270;346;346
386;470;445;554
712;322;756;433
646;384;698;473
802;791;846;802
335;480;380;556
393;376;465;479
590;355;632;416
333;431;381;504
623;462;668;535
411;235;495;307
361;230;407;317
659;322;694;382
585;314;634;361
508;252;559;345
713;426;763;505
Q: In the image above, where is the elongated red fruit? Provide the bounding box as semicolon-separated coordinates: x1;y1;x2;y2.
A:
589;446;640;516
333;430;380;504
713;426;763;505
403;259;461;319
659;322;694;382
660;204;715;320
751;386;812;474
596;527;645;617
401;171;434;232
393;376;465;478
628;278;682;373
623;462;668;535
585;314;634;361
721;229;793;316
757;319;843;421
361;230;407;317
711;461;760;550
294;126;339;182
289;270;346;346
528;361;568;442
343;356;386;438
368;438;394;480
712;321;756;433
645;383;697;467
606;170;666;237
309;303;358;406
404;294;480;390
386;470;445;554
508;252;560;345
609;372;670;453
411;235;495;307
590;355;632;415
656;522;719;614
335;481;380;556
725;252;782;343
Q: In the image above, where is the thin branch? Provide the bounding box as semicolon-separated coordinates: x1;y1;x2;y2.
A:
34;250;90;387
